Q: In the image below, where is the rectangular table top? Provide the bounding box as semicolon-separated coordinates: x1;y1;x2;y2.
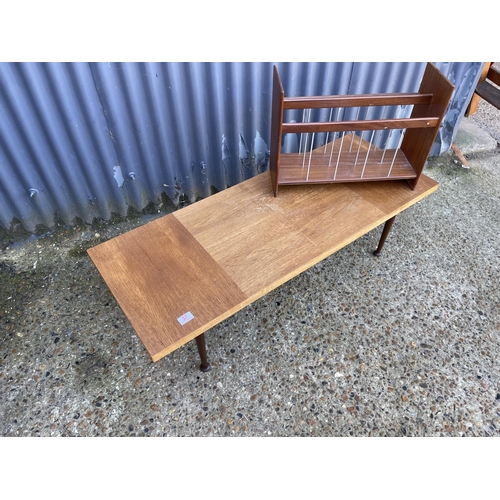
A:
87;171;438;362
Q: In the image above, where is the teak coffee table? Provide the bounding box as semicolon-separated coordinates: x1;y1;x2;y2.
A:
87;171;438;371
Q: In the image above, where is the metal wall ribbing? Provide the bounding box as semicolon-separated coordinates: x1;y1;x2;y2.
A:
0;62;483;233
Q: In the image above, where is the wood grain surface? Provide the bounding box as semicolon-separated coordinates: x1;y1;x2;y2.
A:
175;171;438;298
283;92;433;109
89;170;438;363
281;117;439;134
277;150;416;184
87;216;247;361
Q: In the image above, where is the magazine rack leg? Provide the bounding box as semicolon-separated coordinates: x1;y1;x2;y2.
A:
195;333;211;372
373;216;396;257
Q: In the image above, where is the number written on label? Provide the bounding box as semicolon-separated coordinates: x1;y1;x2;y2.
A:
177;311;194;326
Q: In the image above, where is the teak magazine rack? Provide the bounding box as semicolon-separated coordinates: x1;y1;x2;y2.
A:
270;62;454;196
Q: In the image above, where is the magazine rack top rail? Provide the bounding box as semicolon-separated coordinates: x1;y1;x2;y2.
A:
270;62;454;196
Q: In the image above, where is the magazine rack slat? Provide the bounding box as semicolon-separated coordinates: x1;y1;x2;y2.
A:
270;63;454;196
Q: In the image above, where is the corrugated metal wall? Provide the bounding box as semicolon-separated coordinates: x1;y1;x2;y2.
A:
0;62;483;233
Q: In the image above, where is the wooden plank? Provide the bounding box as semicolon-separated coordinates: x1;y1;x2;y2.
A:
277;151;416;184
283;93;433;109
465;93;482;117
402;63;455;189
475;80;500;110
486;66;500;87
282;117;439;134
465;63;492;116
87;215;247;361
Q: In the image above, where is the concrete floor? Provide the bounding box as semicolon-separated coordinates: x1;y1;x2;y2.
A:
1;97;499;438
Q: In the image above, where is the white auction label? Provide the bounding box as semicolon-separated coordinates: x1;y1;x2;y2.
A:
177;311;194;325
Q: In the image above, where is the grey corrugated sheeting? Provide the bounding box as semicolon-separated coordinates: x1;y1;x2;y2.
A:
0;62;483;233
0;63;125;232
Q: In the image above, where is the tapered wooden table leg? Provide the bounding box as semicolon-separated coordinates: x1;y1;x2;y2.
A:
373;216;396;256
195;333;211;372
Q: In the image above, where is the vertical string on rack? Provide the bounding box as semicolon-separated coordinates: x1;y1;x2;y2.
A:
387;129;406;177
373;106;390;152
298;108;306;154
349;107;362;153
301;108;311;169
355;106;373;166
360;129;376;178
328;107;343;166
333;131;345;180
324;108;334;153
306;132;315;182
380;105;401;164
